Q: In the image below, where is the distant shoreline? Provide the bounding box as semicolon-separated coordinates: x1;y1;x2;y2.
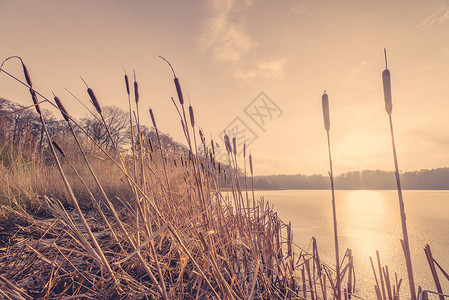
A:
233;168;449;190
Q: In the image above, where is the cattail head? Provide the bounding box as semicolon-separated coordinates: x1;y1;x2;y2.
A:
54;96;70;122
148;138;154;152
382;69;392;114
224;134;232;153
29;88;41;115
189;105;195;128
174;78;184;105
322;90;330;131
382;49;392;115
243;143;246;158
249;153;253;176
22;62;32;87
52;141;66;157
149;108;157;128
232;137;237;156
211;138;215;155
124;74;130;95
199;129;206;144
218;162;221;174
81;77;102;114
134;70;139;105
87;88;102;114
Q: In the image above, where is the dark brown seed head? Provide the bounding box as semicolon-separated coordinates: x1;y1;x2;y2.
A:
243;143;246;158
211;138;215;155
224;134;231;153
22;63;32;87
54;96;70;122
52;141;66;157
174;78;184;105
232;137;237;155
29;88;41;115
189;105;195;128
88;88;102;114
124;74;130;95
322;91;330;131
249;153;253;176
149;108;157;128
148;138;154;152
134;81;139;105
382;69;392;114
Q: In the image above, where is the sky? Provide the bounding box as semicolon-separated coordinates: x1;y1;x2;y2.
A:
1;0;448;175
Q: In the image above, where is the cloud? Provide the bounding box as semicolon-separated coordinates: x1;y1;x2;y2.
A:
198;0;254;64
198;0;285;82
419;4;449;29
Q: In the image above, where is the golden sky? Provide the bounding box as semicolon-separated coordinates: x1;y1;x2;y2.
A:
1;0;448;175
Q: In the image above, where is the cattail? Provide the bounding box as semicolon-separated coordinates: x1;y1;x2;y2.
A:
124;73;130;95
133;70;139;105
52;141;66;157
159;56;184;105
189;105;195;128
249;153;253;176
87;88;102;114
29;88;41;115
322;90;330;131
199;129;205;144
218;162;221;174
224;134;232;153
81;77;102;114
54;95;70;122
382;49;393;115
148;138;154;152
175;78;184;105
149;108;157;128
232;137;237;156
243;143;246;158
211;138;215;155
22;62;32;87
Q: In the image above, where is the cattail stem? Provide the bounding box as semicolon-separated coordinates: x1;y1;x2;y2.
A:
327;130;341;300
388;113;416;300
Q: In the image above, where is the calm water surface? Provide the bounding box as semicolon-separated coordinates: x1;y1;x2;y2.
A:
254;190;449;299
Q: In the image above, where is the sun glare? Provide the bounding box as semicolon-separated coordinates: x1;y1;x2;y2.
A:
344;190;386;216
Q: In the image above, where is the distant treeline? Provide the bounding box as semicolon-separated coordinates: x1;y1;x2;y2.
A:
249;168;449;190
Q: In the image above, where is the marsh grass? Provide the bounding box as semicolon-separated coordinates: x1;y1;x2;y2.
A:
0;56;364;299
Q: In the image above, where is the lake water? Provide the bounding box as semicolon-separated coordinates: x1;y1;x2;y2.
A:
254;190;449;299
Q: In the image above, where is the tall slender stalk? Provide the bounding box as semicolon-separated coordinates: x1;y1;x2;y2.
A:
382;49;416;300
322;90;341;300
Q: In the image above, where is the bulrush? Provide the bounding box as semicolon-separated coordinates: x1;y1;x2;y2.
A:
382;49;416;300
21;61;32;87
159;56;184;105
382;49;393;115
29;88;41;115
54;95;70;122
189;105;195;128
322;91;330;131
133;70;139;105
321;89;341;300
81;77;102;114
124;71;130;95
224;133;232;153
52;141;66;157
